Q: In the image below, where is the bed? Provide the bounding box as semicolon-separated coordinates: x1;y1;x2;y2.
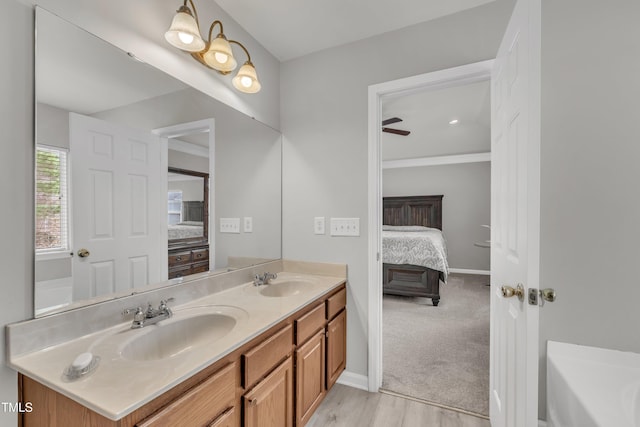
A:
167;201;205;240
382;195;449;306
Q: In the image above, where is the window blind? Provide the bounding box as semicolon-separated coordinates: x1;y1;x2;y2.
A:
35;146;69;252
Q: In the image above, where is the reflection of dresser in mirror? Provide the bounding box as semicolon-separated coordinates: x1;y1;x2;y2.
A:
167;167;209;279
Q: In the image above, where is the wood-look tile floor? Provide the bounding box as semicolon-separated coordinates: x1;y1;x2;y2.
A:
309;384;491;427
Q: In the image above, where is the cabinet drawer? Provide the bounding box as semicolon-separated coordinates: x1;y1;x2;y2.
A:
137;362;236;427
168;264;191;279
168;251;192;266
192;248;209;262
208;407;235;427
327;287;346;320
295;302;326;345
192;261;209;274
243;324;293;388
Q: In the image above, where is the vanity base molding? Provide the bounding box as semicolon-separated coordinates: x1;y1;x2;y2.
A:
19;283;347;427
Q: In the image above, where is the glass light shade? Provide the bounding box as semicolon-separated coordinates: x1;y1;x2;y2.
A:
165;10;205;52
202;36;237;72
232;62;261;93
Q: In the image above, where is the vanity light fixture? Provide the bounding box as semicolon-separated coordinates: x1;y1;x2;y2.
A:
165;0;261;94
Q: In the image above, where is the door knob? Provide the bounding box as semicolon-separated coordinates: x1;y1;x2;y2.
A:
501;283;524;301
541;288;556;303
77;248;90;258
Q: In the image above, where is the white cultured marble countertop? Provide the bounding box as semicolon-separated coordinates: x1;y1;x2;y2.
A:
10;272;345;421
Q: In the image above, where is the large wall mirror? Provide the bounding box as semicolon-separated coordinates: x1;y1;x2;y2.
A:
34;8;282;317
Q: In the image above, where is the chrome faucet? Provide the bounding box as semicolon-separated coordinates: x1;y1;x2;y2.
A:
123;298;174;329
253;272;277;286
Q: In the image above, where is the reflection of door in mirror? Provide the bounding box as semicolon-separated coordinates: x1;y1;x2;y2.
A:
167;167;209;279
70;113;165;300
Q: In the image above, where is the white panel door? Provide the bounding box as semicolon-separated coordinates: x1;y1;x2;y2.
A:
70;113;164;300
490;0;541;426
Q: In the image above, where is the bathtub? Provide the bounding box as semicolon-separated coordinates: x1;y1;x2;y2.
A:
547;340;640;427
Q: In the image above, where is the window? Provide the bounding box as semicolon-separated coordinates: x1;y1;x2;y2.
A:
35;146;69;253
168;190;183;225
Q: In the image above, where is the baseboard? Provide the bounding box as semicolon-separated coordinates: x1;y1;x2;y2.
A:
449;268;490;275
335;370;368;391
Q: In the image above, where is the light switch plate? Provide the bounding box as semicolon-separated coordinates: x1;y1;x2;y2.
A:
220;218;240;233
314;217;325;235
244;217;253;233
330;218;360;236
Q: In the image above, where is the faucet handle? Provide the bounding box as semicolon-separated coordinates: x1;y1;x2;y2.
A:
123;306;142;316
123;306;145;322
159;297;175;306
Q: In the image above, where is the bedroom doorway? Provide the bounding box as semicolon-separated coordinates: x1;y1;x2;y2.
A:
367;60;493;416
153;119;216;275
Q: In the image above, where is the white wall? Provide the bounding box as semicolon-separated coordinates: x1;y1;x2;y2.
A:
281;0;514;378
538;0;640;418
383;162;491;271
0;3;34;425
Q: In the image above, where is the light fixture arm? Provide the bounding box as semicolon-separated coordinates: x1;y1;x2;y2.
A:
207;20;225;41
180;0;200;29
229;40;252;63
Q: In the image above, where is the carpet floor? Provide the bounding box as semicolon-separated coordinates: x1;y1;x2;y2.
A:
382;273;490;416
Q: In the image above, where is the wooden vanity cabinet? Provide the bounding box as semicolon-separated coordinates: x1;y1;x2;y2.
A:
326;287;347;390
136;362;236;427
295;329;326;426
18;282;347;427
243;357;294;427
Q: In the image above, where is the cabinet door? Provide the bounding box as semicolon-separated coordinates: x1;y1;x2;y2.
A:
326;309;346;390
296;330;326;426
244;356;293;427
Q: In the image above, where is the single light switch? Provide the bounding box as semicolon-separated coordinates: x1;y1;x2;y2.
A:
314;217;325;235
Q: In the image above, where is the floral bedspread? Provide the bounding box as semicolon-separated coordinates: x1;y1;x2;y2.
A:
382;225;449;281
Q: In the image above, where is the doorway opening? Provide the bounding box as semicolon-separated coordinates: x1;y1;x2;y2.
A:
367;60;493;416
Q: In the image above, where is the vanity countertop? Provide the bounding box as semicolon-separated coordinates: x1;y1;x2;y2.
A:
8;271;346;420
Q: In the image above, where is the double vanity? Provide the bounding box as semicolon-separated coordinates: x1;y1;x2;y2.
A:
7;260;347;427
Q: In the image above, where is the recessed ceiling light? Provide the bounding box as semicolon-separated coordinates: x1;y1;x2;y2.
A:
449;119;459;125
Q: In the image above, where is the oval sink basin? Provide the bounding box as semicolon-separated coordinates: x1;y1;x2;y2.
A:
119;306;247;361
259;279;318;298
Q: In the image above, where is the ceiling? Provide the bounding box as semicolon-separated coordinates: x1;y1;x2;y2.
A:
381;80;491;161
214;0;497;61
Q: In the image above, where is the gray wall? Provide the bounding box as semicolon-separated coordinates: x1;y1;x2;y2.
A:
281;1;514;378
383;162;490;271
0;3;34;426
538;0;640;418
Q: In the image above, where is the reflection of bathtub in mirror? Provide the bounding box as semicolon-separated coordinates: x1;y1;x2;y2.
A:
547;341;640;427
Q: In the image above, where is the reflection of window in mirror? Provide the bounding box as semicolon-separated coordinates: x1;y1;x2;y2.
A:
35;145;69;255
167;191;183;225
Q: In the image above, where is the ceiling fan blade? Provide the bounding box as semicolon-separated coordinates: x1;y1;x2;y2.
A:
382;117;403;126
382;127;410;136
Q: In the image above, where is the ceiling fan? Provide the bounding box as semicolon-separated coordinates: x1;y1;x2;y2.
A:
382;117;410;136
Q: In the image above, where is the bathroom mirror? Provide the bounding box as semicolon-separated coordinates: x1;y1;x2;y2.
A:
34;8;282;317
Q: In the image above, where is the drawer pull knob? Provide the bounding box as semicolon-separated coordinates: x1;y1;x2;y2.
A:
176;256;182;261
248;398;258;407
